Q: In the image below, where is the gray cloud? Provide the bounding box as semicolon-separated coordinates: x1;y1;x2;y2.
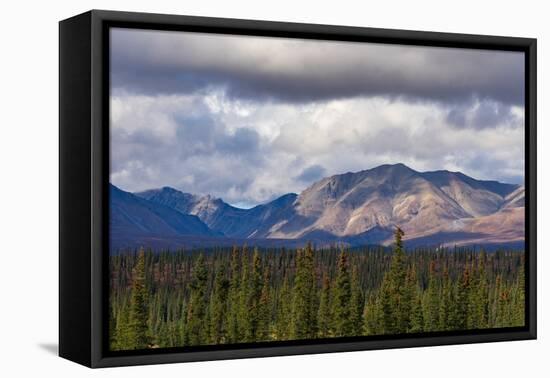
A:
110;95;270;203
111;28;524;106
296;164;327;183
109;28;525;206
446;99;523;129
110;93;524;206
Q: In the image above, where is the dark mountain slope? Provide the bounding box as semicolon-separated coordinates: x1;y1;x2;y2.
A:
110;184;219;250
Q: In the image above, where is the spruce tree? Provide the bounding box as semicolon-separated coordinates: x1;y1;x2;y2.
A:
332;249;353;337
291;243;318;339
318;273;332;337
439;265;454;331
177;298;187;346
204;303;212;344
113;297;132;350
409;295;424;333
244;248;263;341
379;276;395;334
350;266;364;336
237;246;250;341
275;275;292;340
363;296;382;335
488;274;500;327
380;227;408;334
227;246;241;343
400;264;416;332
127;248;150;349
210;262;230;344
185;253;208;345
108;241;526;348
495;280;512;327
258;269;271;341
109;304;117;350
423;260;440;332
469;253;488;329
455;266;471;330
513;260;525;326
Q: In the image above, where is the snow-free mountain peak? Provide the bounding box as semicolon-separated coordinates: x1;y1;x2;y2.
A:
112;164;524;250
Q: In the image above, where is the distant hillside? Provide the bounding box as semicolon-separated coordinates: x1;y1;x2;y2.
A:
112;163;524;251
109;184;220;251
137;187;298;239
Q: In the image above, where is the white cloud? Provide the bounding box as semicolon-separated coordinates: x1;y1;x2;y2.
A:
110;91;524;205
109;28;525;206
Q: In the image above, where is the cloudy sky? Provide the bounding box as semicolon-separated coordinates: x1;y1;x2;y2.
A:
110;27;525;208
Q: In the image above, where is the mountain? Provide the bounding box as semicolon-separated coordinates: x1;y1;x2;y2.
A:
125;163;525;249
109;184;220;251
137;187;298;239
254;163;524;246
501;186;525;209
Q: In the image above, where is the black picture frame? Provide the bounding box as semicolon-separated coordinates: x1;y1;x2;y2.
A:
59;9;537;368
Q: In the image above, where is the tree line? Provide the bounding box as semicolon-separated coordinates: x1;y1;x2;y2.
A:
109;229;525;351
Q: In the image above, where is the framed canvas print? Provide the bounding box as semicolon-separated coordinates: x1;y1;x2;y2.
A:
59;10;537;368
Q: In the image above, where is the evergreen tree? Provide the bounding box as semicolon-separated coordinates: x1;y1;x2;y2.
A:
237;247;250;341
400;264;417;332
513;260;526;326
109;304;117;350
258;269;271;341
488;274;500;327
439;265;454;331
495;280;512;327
291;243;318;339
109;242;525;349
177;297;187;346
363;294;382;335
227;246;241;343
332;249;353;337
350;266;364;336
113;297;132;349
318;273;332;337
379;276;395;334
155;322;167;348
409;295;424;333
185;253;208;345
423;261;440;332
275;275;292;340
210;262;230;344
127;248;150;349
454;266;471;330
204;303;212;343
244;248;264;341
380;227;408;334
469;253;488;329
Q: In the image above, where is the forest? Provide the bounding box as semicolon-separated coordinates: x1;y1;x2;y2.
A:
109;228;525;351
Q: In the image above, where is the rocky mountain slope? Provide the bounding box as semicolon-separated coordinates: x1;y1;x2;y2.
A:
131;163;524;248
137;187;298;239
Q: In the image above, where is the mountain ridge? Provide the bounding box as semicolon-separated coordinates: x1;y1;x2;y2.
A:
109;184;221;251
117;163;524;250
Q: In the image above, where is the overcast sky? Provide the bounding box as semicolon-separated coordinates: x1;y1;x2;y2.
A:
110;27;525;208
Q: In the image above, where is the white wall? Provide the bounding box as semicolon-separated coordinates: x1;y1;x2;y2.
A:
0;0;546;376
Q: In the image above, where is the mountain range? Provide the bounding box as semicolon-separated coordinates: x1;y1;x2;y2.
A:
110;163;525;251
